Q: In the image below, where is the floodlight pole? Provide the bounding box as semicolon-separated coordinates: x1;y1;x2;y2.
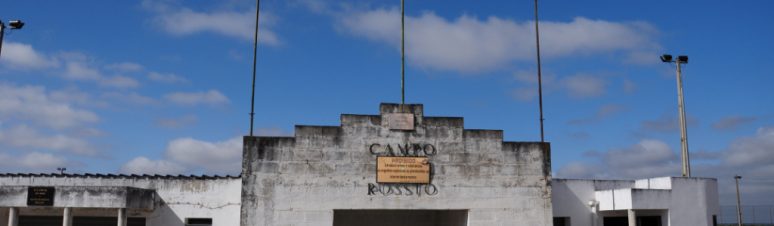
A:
0;19;24;58
735;175;743;226
0;21;5;58
675;59;691;177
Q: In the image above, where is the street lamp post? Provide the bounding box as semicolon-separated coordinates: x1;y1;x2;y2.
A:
735;175;743;226
0;19;25;58
660;54;691;177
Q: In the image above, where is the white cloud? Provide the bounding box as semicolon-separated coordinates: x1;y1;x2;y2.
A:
165;136;242;174
567;104;626;125
64;62;102;80
101;92;157;105
148;71;189;84
164;90;229;106
19;152;69;169
640;113;699;133
510;87;538;102
712;115;757;131
0;125;97;155
724;127;774;167
555;162;602;179
623;79;637;94
100;75;140;88
338;8;658;73
0;151;71;173
120;156;186;175
0;83;99;129
49;87;108;108
156;114;198;128
105;62;144;72
63;62;140;88
0;42;58;69
143;1;279;45
511;70;608;101
557;139;680;179
562;74;607;98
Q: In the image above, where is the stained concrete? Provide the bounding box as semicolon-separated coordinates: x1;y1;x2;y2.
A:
241;103;553;226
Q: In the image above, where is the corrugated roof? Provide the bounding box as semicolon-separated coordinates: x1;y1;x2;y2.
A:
0;173;240;180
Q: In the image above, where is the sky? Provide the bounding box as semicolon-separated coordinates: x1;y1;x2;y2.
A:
1;0;773;206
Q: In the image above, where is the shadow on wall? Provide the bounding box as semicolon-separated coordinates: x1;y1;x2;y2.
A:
144;198;185;226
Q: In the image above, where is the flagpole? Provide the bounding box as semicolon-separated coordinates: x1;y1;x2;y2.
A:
534;0;546;142
249;0;261;136
401;0;406;111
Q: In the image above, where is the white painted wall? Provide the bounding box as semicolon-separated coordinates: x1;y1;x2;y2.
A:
553;177;719;226
552;179;634;226
667;177;719;226
0;176;241;226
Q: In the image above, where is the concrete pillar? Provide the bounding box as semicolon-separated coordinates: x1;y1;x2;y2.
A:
627;209;636;226
8;207;18;226
117;208;127;226
63;207;72;226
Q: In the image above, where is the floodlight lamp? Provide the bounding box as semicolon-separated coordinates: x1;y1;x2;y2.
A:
660;54;673;63
8;20;24;29
735;175;742;179
677;55;688;63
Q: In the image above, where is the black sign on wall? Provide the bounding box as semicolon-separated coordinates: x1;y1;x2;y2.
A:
27;187;55;206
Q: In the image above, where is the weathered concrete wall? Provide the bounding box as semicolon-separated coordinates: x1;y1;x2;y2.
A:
241;103;553;226
0;175;241;226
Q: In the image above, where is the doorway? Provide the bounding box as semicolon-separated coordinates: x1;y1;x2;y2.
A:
602;216;662;226
333;210;467;226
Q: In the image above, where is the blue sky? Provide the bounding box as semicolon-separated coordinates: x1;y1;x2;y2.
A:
1;0;773;205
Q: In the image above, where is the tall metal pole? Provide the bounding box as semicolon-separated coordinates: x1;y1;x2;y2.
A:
249;0;261;136
735;175;743;226
534;0;546;142
401;0;406;111
676;60;691;177
0;22;5;58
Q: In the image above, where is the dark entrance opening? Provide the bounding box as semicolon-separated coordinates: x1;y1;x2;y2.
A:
603;216;628;226
73;217;146;226
333;210;467;226
637;216;661;226
19;216;62;226
18;216;145;226
603;216;662;226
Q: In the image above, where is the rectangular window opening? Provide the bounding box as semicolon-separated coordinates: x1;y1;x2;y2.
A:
186;218;212;226
553;217;570;226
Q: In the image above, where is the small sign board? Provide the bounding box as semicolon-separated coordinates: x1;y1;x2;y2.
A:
385;113;415;130
27;186;55;206
377;157;430;184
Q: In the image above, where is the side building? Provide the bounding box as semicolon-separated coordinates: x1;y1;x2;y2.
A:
0;174;240;226
552;177;720;226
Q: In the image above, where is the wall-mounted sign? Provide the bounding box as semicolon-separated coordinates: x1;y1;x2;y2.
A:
377;157;430;184
385;113;415;130
27;186;55;206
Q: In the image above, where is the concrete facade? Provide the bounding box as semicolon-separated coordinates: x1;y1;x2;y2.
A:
0;174;241;226
552;177;720;226
240;103;553;226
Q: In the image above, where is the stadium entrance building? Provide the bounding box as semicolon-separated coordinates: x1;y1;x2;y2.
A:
0;103;719;226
